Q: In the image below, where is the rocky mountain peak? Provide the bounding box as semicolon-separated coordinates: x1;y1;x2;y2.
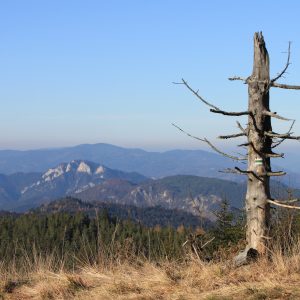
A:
76;161;92;174
41;160;103;182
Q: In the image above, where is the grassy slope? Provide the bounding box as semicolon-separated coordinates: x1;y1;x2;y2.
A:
2;250;300;300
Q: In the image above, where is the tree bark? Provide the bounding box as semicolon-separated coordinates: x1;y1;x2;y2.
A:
245;32;271;255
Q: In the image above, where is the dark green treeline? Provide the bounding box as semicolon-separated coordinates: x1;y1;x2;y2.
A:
0;202;247;269
0;211;189;268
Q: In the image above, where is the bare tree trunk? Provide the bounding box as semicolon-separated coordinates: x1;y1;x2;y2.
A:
175;31;300;266
245;32;271;254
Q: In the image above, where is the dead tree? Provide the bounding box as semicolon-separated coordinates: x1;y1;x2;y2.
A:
174;32;300;264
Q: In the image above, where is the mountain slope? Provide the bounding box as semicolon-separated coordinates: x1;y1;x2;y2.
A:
0;172;41;208
33;197;210;228
76;175;300;219
76;175;246;220
0;160;148;211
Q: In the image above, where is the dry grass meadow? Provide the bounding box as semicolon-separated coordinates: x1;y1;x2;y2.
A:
1;245;300;300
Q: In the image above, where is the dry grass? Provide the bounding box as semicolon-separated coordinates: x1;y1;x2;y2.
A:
1;247;300;300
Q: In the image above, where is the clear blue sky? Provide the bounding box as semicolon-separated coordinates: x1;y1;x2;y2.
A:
1;0;300;152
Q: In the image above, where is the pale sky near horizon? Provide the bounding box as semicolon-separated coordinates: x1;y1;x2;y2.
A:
1;1;300;153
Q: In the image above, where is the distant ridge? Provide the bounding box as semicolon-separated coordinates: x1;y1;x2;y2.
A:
0;143;299;187
0;143;241;180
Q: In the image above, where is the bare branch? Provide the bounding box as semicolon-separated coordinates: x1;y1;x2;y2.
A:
271;42;291;83
238;142;250;147
172;123;247;161
234;167;251;175
219;168;248;175
210;109;249;116
223;167;285;178
234;167;263;181
202;139;247;161
176;79;250;116
218;132;246;139
272;199;300;204
264;152;284;158
264;131;300;140
228;76;247;82
263;110;292;121
176;79;220;110
236;121;247;134
272;120;295;149
222;167;283;182
268;199;300;210
219;168;239;174
247;141;283;158
271;82;300;90
266;171;286;177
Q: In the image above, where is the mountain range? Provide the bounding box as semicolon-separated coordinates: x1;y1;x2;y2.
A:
0;143;298;188
0;159;297;222
0;158;244;218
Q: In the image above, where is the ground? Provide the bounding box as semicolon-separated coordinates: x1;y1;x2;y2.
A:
2;252;300;300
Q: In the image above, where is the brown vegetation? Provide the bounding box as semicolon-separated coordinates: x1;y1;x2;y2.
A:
2;244;300;300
